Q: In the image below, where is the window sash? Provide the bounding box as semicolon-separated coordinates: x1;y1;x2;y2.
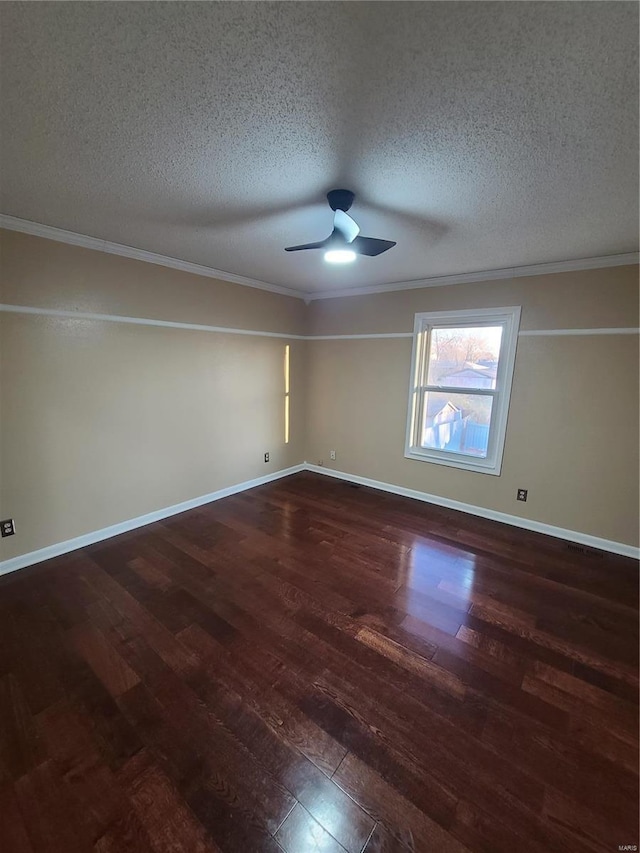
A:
418;384;498;397
414;389;499;457
405;307;520;475
412;320;507;452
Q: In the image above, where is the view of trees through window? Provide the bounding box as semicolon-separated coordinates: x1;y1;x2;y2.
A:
421;326;503;458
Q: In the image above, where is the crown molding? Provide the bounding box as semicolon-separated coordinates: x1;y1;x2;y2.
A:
0;214;306;301
2;213;637;304
306;252;640;301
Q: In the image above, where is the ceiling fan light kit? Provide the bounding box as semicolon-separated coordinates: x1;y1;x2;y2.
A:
324;249;357;264
285;189;396;263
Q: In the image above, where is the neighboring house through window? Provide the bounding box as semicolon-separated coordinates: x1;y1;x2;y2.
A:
405;306;521;475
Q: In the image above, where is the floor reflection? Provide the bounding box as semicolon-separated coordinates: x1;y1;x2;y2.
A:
277;500;296;540
276;802;347;851
396;540;477;632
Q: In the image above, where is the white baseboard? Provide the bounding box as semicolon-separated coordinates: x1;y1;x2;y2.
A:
0;464;305;577
1;460;637;577
304;464;640;560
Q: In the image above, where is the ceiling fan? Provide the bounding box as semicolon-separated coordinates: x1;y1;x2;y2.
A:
285;189;396;264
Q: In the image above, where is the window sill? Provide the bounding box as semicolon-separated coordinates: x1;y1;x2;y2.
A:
404;448;502;476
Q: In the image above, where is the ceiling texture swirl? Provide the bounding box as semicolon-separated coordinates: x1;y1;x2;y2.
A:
1;1;637;295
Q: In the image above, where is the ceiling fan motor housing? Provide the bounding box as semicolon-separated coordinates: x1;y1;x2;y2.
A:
327;189;355;212
284;188;395;256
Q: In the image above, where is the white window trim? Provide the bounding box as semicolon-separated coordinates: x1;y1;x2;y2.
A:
404;306;521;476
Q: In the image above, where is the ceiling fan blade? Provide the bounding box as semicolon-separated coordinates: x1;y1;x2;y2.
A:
352;236;396;256
333;209;360;243
284;238;330;252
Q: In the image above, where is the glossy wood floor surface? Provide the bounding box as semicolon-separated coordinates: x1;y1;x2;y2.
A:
0;472;638;853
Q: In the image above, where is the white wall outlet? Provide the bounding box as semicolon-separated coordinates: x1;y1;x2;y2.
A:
330;450;336;460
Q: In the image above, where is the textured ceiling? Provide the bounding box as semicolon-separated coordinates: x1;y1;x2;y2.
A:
1;1;638;295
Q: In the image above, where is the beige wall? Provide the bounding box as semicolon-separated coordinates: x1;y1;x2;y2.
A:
308;266;639;335
1;227;638;562
2;230;307;334
306;265;640;548
0;230;307;561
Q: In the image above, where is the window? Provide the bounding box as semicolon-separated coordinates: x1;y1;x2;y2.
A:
405;306;521;475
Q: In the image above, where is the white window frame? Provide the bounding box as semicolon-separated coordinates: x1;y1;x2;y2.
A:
404;306;521;475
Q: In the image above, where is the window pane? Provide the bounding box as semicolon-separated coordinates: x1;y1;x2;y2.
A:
421;391;493;458
426;326;503;390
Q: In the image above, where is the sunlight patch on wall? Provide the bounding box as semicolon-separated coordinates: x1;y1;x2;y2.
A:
284;344;290;444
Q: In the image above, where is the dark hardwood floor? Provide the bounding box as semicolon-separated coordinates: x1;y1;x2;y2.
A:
0;472;638;853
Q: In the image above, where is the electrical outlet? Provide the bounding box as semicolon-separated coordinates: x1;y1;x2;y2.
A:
1;518;16;537
330;450;336;460
264;452;269;463
517;488;528;502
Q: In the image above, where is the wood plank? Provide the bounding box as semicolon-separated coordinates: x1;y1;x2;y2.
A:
14;760;95;853
126;761;222;853
67;622;140;699
355;626;466;698
0;783;34;853
0;472;635;852
333;751;471;853
37;699;126;840
0;674;44;781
